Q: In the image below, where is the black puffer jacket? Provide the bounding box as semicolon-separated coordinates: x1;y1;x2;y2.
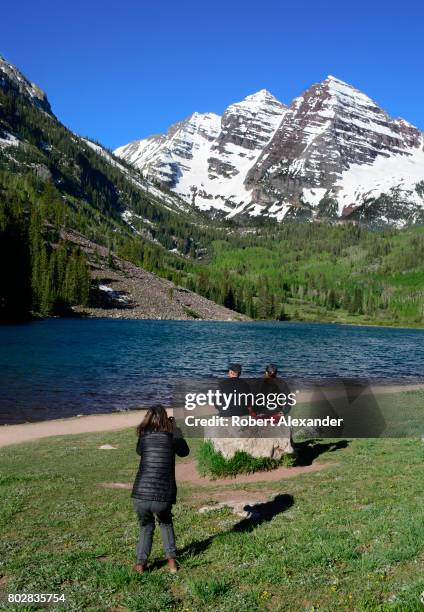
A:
132;428;190;503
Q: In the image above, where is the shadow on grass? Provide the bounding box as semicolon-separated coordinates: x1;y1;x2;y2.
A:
148;493;294;570
232;494;294;531
293;439;350;466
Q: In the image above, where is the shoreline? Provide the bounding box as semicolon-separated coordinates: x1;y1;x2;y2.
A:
2;316;424;331
1;383;423;449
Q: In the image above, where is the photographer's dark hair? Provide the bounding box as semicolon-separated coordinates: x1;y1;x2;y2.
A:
137;404;172;436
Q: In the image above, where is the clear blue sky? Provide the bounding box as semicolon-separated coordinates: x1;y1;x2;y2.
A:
2;0;424;149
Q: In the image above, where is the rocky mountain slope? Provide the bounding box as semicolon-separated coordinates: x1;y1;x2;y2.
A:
64;229;246;321
0;57;52;116
116;77;424;226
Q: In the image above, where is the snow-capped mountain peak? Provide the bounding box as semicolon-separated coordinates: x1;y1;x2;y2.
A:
115;90;287;213
239;88;281;106
115;78;424;226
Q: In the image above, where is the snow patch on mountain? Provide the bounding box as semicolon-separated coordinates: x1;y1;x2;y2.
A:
302;188;328;207
0;132;20;148
335;142;424;214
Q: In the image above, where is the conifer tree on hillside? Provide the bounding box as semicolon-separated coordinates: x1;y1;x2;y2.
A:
0;199;31;320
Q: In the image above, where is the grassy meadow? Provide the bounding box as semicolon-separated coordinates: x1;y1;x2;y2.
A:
1;393;424;610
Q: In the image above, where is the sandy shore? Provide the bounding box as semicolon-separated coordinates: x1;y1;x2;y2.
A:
0;382;422;449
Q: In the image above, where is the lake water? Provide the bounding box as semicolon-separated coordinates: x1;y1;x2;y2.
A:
0;319;423;424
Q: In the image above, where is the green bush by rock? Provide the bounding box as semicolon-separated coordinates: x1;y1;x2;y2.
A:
197;440;294;478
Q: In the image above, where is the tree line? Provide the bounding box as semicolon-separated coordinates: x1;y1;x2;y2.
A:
0;174;90;321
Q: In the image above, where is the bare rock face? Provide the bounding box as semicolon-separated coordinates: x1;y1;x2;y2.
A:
207;90;286;183
33;164;52;181
115;112;221;193
246;76;423;217
115;91;286;213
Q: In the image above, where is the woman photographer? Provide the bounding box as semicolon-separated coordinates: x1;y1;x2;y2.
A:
132;405;189;573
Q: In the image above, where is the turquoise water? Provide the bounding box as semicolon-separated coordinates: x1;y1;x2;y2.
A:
0;319;423;424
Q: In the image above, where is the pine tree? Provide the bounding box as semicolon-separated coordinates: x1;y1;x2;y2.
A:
0;199;31;320
327;288;338;310
223;287;236;310
277;303;288;321
349;287;364;314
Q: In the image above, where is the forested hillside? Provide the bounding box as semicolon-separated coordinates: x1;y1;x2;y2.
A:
0;173;91;320
189;222;424;327
0;169;225;321
0;57;229;320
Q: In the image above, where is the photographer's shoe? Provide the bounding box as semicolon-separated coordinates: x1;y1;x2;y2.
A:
167;558;177;573
133;563;145;574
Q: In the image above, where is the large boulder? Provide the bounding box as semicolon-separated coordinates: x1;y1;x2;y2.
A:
205;421;293;459
210;436;293;459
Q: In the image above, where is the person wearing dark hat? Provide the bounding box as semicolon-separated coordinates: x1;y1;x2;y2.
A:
216;363;252;417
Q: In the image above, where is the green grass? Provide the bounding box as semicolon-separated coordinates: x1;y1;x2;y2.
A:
197;440;295;478
1;395;424;610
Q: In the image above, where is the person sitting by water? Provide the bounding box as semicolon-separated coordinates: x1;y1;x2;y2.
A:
251;364;291;418
216;363;252;417
132;405;189;574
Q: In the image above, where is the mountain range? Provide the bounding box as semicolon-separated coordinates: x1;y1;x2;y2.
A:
2;54;424;327
115;77;424;226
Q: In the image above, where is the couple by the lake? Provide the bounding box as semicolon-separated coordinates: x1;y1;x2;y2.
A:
215;362;293;418
131;362;285;573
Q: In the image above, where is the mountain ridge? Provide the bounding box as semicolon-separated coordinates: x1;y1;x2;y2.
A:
0;55;53;116
115;76;424;226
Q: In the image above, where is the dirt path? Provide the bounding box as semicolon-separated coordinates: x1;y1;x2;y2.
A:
0;409;153;449
175;459;333;484
175;461;332;485
99;462;334;518
99;459;334;489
